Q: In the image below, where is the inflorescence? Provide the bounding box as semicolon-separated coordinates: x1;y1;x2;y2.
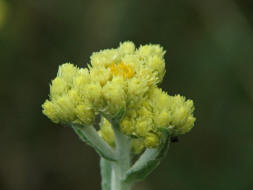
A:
42;41;196;154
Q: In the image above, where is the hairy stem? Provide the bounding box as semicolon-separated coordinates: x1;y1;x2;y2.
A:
111;122;132;190
101;121;133;190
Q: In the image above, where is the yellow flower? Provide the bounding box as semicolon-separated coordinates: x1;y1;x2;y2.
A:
42;41;196;152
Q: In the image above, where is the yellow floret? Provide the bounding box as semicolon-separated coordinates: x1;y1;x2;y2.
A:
75;103;95;125
55;95;76;122
50;77;69;100
120;117;134;135
119;41;135;55
42;100;60;123
137;45;166;83
156;111;171;127
73;68;90;88
169;95;195;135
144;133;160;148
90;49;120;68
98;117;115;147
146;55;165;82
135;119;152;137
102;77;127;117
137;44;165;58
57;63;79;84
83;83;103;107
89;67;111;86
127;77;149;105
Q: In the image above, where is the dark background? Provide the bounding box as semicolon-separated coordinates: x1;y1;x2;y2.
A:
1;0;253;189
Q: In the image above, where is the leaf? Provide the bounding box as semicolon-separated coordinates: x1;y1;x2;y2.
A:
100;158;112;190
72;124;117;161
123;131;170;183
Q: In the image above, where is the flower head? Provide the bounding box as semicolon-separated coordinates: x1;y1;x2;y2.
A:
42;41;196;152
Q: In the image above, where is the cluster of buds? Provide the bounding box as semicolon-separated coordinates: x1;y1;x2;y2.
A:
42;41;196;190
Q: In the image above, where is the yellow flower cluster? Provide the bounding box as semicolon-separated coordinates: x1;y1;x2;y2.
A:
42;41;195;152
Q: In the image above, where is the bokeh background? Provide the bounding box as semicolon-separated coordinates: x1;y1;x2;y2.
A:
1;0;253;189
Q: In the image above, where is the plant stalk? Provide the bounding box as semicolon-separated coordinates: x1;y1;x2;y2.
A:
101;121;133;190
111;123;132;190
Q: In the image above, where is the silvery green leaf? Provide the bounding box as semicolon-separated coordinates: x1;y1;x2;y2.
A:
123;131;170;183
72;124;117;161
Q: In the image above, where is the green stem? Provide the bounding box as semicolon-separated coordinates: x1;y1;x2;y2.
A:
99;115;170;190
100;158;112;190
110;123;132;190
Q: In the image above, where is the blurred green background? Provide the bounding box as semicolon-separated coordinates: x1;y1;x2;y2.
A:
1;0;253;189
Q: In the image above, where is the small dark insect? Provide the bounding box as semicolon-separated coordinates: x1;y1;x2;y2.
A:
170;136;179;143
